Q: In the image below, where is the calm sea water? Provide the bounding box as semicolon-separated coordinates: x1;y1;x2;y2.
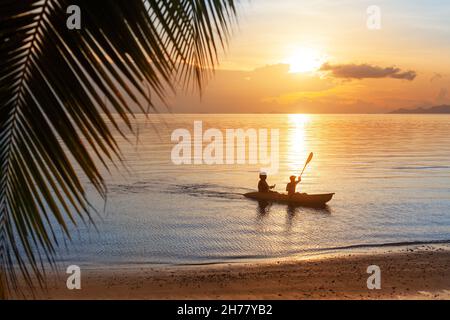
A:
56;114;450;266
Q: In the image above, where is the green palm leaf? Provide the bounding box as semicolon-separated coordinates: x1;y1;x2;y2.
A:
0;0;238;298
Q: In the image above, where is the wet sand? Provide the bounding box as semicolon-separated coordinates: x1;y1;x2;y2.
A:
22;244;450;300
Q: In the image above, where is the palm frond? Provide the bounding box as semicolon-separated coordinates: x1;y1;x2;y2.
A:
0;0;238;298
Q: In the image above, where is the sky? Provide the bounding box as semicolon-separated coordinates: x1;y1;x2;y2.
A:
166;0;450;113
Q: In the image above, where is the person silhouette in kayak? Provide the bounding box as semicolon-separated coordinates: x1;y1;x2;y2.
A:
286;175;301;196
258;172;276;192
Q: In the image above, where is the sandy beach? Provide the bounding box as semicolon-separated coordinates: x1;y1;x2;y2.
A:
20;244;449;300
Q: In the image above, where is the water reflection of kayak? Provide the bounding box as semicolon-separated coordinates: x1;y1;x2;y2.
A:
244;192;334;207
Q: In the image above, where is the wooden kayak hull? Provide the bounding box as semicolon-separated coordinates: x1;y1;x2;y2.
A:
244;192;334;207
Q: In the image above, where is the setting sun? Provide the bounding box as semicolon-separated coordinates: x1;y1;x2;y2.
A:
286;47;325;73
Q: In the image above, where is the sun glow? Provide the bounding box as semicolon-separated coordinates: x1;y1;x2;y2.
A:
286;47;325;73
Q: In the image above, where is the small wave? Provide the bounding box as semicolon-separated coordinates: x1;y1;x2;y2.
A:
167;183;250;200
109;181;253;200
393;165;450;170
170;239;450;266
312;239;450;252
108;180;157;194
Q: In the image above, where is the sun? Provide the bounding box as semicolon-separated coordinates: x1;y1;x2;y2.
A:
286;47;325;73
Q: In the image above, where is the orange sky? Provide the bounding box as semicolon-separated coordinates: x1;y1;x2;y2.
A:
165;0;450;113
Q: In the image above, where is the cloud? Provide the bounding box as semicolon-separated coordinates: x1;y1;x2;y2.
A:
436;88;448;103
430;73;443;82
252;63;291;75
320;63;417;81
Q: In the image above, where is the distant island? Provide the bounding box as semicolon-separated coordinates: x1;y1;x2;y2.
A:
390;105;450;114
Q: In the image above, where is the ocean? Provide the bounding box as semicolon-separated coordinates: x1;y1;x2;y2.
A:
54;114;450;266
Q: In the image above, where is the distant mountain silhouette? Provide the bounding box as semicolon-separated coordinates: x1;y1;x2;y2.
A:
390;105;450;114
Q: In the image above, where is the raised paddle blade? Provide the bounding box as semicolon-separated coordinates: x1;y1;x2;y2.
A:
306;152;314;165
300;152;314;177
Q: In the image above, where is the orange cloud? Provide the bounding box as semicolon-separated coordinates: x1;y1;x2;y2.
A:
320;63;417;81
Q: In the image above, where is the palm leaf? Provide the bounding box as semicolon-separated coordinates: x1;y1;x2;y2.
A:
0;0;238;298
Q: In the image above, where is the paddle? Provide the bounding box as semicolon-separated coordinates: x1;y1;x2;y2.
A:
299;152;314;178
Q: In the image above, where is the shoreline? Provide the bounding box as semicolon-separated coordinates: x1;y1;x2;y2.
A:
50;239;450;270
19;243;450;300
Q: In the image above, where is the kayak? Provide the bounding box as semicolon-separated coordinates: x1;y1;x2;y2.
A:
244;192;334;207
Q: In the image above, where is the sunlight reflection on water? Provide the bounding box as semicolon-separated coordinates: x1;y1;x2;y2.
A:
287;114;309;173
